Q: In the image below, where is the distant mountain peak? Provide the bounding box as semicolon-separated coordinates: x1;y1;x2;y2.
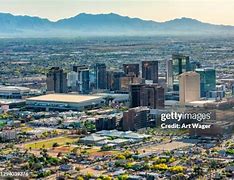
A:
165;17;203;24
0;12;233;37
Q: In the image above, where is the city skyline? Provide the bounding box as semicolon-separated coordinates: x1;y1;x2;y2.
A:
0;0;234;25
0;28;234;179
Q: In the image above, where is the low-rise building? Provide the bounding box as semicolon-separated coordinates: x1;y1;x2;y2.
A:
0;130;17;141
79;134;107;145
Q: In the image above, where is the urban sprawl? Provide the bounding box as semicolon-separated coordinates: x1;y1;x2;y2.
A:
0;37;234;180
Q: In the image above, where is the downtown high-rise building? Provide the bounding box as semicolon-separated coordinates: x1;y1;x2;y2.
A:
120;76;143;92
67;71;78;91
46;67;68;93
129;83;165;109
122;106;150;131
140;83;165;109
179;71;200;104
167;54;190;91
94;63;107;90
142;61;159;83
195;68;216;97
123;63;140;77
73;65;90;94
106;70;125;91
129;83;142;108
166;59;173;90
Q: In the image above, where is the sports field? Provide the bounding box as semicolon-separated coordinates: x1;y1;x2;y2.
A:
24;136;79;149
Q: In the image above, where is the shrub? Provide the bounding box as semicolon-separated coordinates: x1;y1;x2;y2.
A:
152;163;168;171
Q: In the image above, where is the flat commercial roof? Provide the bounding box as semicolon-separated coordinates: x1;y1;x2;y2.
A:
27;94;103;103
0;85;30;92
188;100;215;105
0;99;25;105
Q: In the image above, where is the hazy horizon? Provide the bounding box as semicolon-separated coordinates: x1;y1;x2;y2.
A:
0;0;234;26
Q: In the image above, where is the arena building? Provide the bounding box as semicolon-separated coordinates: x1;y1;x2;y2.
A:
26;93;105;111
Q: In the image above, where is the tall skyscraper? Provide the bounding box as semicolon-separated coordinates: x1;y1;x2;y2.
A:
123;63;140;77
129;83;143;107
46;67;68;93
67;71;78;91
130;83;165;109
94;63;107;90
166;59;173;90
106;70;125;91
142;61;159;83
73;65;87;72
120;76;143;92
167;54;190;91
195;68;216;97
122;107;149;131
179;71;200;104
73;65;90;94
140;83;165;109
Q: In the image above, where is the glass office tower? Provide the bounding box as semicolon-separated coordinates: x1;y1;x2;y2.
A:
167;54;190;91
94;63;107;90
195;68;216;97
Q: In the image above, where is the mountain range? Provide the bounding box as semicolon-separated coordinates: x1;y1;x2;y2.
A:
0;12;234;37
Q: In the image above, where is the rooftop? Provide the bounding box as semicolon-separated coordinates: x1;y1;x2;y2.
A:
179;71;199;77
80;134;107;142
0;99;25;105
187;99;216;105
0;85;30;93
195;68;215;71
27;93;103;103
96;130;151;139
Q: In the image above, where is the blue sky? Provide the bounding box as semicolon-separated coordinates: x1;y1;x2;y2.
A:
0;0;233;25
